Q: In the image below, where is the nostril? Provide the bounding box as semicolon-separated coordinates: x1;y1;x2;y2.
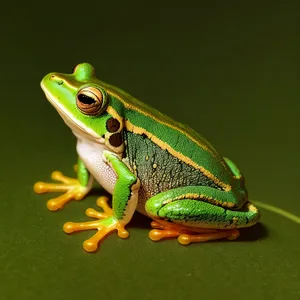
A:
50;75;63;85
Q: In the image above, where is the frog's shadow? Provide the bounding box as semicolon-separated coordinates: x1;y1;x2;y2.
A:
128;212;152;229
236;222;268;242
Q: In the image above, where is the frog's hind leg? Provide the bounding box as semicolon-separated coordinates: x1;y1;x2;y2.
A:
145;187;259;245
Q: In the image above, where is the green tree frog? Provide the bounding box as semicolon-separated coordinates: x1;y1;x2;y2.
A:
34;63;260;252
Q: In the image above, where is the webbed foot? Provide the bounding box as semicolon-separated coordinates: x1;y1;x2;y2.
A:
63;196;129;252
149;220;240;245
34;169;91;211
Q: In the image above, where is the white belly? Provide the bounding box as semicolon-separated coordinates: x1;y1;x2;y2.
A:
76;138;117;194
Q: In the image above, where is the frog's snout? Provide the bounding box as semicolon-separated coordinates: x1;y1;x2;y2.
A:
40;73;64;91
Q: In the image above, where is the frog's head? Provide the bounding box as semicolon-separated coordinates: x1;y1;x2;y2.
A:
41;63;113;143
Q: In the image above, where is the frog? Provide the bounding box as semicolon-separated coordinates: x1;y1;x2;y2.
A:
34;63;260;252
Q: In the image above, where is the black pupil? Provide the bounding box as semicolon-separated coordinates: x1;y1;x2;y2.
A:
78;94;96;105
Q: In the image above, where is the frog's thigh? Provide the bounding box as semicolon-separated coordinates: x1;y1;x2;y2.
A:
147;198;241;229
145;186;245;228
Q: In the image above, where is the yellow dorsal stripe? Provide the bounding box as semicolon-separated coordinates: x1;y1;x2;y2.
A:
106;89;223;163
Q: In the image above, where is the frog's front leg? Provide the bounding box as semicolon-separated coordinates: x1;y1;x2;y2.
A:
34;158;94;211
63;151;140;252
145;186;259;245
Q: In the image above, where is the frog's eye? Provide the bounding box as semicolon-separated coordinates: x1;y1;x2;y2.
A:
76;87;105;116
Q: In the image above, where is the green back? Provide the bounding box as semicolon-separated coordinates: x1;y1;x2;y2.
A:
95;79;233;190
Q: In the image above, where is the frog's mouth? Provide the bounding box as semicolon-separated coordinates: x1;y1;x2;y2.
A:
42;87;103;143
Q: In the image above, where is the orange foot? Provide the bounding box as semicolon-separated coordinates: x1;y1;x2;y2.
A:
63;196;129;252
33;169;91;211
149;220;240;245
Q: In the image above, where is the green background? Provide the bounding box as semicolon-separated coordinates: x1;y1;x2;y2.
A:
1;1;299;299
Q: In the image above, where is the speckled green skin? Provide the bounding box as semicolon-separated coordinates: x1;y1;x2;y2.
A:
41;63;260;230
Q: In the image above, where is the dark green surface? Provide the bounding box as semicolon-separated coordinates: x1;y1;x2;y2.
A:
1;2;300;300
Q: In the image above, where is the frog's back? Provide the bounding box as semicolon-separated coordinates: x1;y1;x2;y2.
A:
97;79;233;191
101;82;231;183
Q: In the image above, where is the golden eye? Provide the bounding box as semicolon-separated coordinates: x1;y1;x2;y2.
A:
76;87;104;116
